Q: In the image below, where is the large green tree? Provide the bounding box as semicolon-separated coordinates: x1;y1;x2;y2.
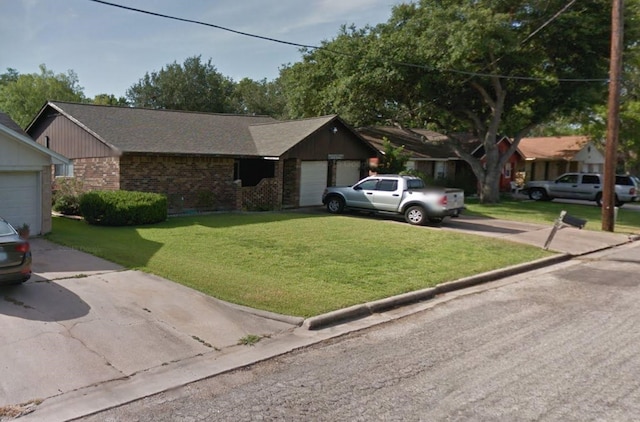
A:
582;45;640;173
0;65;85;128
229;77;286;117
280;0;639;202
126;55;235;112
531;44;640;174
92;93;129;106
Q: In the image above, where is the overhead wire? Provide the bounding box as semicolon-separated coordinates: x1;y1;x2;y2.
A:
87;0;608;83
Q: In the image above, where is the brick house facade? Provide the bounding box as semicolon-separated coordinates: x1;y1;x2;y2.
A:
28;102;377;213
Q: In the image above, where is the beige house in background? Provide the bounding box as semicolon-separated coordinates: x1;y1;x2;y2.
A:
517;136;604;181
0;112;69;235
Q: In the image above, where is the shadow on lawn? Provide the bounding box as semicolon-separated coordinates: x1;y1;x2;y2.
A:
49;210;328;269
165;207;326;229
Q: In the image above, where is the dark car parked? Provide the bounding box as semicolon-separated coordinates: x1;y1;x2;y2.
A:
0;217;32;285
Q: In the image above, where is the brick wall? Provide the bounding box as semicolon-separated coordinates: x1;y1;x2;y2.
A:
41;166;52;235
281;158;299;208
239;160;284;210
241;178;280;210
72;157;120;191
119;154;237;212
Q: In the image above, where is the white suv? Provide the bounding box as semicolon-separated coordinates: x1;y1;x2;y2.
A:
524;173;638;206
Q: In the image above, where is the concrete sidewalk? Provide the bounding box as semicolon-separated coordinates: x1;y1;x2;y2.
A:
442;215;634;256
10;216;636;422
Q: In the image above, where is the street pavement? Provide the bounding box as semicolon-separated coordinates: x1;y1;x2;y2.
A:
2;214;636;422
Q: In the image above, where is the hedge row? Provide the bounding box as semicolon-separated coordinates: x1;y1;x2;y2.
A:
79;190;167;226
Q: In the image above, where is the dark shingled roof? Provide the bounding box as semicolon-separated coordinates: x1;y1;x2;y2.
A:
357;126;458;159
40;102;345;157
46;102;278;156
0;111;28;136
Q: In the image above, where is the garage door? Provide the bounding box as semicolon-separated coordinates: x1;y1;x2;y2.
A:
300;161;328;206
336;160;361;186
0;172;40;234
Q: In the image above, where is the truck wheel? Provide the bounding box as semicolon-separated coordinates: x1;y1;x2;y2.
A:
529;188;548;201
597;193;624;207
615;194;624;207
405;206;427;226
326;196;345;214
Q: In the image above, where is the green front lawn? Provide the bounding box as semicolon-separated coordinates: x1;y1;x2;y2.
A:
47;213;553;317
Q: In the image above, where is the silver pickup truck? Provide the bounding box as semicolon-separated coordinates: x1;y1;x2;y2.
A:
321;175;465;225
524;172;638;206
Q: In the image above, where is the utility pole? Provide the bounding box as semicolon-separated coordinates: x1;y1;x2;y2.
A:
602;0;624;232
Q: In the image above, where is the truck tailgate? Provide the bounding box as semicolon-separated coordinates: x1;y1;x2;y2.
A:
445;189;465;209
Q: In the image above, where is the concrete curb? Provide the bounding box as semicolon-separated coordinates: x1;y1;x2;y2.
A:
303;253;571;330
225;301;305;327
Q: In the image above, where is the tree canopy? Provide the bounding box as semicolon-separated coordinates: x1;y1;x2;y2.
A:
229;77;286;118
126;56;234;112
92;93;128;106
126;55;286;117
279;0;639;202
0;64;85;128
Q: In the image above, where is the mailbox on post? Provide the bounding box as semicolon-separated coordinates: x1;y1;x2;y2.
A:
560;212;587;229
543;210;587;250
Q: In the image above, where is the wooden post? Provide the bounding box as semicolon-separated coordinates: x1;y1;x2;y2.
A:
602;0;624;231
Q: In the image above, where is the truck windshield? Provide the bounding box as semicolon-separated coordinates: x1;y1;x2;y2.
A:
406;179;425;189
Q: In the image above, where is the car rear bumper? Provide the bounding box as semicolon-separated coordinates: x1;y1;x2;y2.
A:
430;207;466;218
0;254;32;285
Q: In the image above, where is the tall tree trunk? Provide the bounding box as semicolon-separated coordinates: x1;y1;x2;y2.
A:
479;167;502;203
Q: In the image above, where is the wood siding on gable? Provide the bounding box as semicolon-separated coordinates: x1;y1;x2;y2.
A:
280;122;375;161
29;112;114;159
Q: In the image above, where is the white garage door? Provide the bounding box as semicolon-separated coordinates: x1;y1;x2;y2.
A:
0;172;40;234
300;161;328;206
336;160;361;186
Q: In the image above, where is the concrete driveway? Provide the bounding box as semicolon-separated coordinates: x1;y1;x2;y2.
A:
0;239;298;409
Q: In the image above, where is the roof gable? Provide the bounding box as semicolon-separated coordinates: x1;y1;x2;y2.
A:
0;112;69;165
250;115;339;156
470;136;525;159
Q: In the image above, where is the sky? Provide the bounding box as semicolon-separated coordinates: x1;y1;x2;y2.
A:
1;0;407;99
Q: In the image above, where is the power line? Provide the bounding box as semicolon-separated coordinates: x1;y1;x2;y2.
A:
520;0;578;45
87;0;609;83
88;0;319;50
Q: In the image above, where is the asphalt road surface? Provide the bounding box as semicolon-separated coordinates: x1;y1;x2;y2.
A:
80;242;640;422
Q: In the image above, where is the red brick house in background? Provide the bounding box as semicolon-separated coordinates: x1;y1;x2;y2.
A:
471;136;524;192
471;135;604;191
26;101;378;212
